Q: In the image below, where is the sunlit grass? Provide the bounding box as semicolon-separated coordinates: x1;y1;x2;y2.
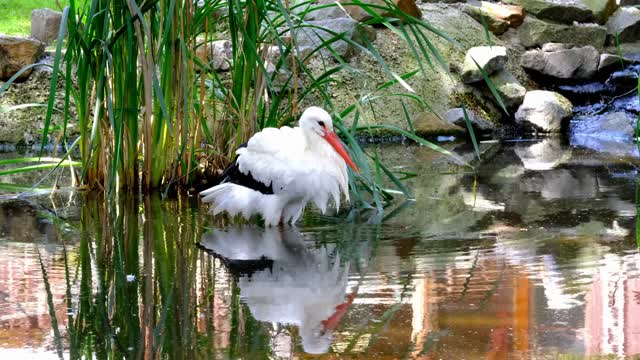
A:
0;0;83;35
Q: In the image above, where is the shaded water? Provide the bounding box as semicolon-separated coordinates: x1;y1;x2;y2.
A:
1;140;640;359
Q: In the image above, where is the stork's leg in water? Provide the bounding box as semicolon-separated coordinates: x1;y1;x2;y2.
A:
279;213;285;226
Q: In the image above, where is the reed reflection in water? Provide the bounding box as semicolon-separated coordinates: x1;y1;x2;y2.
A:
1;187;640;358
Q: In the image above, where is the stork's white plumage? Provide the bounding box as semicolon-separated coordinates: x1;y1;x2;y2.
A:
201;107;359;226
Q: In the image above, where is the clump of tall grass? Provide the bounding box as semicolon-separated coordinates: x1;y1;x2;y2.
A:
2;0;471;210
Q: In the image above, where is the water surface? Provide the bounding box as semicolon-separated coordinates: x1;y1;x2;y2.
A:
1;140;639;359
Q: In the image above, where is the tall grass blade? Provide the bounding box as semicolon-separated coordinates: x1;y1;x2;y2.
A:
461;105;480;160
41;6;70;155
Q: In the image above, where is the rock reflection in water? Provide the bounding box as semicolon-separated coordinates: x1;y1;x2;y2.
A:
200;227;353;355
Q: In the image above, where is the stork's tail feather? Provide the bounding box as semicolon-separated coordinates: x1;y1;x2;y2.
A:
201;183;257;218
200;183;284;226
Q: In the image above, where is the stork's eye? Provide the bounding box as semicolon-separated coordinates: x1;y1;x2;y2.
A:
318;121;325;127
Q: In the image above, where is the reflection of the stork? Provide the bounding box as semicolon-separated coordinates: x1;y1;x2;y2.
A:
199;226;356;354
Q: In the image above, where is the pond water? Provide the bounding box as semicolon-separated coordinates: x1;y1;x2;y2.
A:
1;139;639;359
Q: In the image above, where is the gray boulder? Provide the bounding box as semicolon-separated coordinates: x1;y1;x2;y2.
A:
504;0;617;24
31;8;63;45
444;108;496;132
461;46;508;83
520;44;600;79
606;7;640;43
195;40;232;71
503;0;593;24
515;90;573;132
290;18;376;61
489;69;526;109
620;0;639;5
0;35;45;81
518;16;607;49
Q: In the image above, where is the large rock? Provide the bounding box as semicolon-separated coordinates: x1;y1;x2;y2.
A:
504;0;593;24
30;8;63;45
413;112;466;137
504;0;616;24
461;46;508;83
584;0;618;24
620;0;640;6
0;36;45;81
290;18;376;61
462;2;525;35
195;40;232;71
606;7;640;43
444;108;496;133
520;44;600;79
515;90;573;132
518;16;607;49
305;0;421;22
489;69;526;109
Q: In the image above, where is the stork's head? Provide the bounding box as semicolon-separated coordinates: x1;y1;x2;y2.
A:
300;107;359;173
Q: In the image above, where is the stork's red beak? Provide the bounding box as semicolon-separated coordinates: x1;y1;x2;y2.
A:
323;131;359;174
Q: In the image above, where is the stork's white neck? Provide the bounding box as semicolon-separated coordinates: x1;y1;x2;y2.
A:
302;130;326;152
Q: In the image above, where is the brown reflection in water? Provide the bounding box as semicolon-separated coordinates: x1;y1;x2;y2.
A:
0;243;69;350
584;253;640;357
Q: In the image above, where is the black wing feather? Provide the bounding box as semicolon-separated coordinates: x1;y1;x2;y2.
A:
218;143;275;195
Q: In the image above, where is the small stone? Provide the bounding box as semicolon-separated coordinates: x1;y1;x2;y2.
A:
515;90;573;132
413;112;466;137
598;53;635;72
31;8;63;45
462;3;519;35
0;36;45;81
489;69;526;109
606;7;640;43
444;108;496;132
461;46;507;84
605;66;639;91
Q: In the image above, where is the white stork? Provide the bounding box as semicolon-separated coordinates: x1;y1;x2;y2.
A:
201;107;359;226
